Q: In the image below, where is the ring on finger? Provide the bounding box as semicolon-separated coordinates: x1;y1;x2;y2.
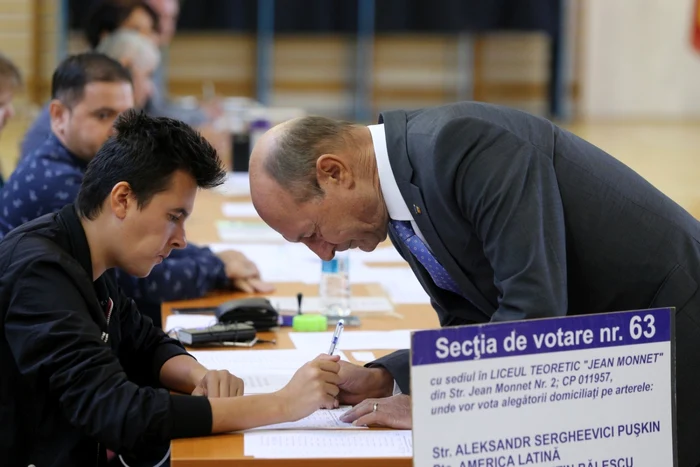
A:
373;402;379;413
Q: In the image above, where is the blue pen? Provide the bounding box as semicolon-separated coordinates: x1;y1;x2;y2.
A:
327;319;344;355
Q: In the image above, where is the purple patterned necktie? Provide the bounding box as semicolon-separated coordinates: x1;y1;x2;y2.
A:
389;220;462;295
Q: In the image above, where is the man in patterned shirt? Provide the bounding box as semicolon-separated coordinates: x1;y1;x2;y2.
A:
0;52;273;326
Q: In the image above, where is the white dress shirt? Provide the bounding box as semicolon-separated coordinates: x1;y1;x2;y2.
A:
368;124;428;246
368;123;422;396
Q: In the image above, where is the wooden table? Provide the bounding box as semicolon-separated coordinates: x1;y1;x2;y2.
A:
163;185;438;465
163;285;438;467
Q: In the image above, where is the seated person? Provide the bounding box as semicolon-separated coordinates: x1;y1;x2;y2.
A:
84;0;160;48
20;28;159;160
143;0;219;127
0;109;340;466
0;52;21;186
1;53;272;328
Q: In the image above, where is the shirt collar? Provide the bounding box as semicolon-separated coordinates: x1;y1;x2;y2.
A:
368;124;412;221
45;132;90;171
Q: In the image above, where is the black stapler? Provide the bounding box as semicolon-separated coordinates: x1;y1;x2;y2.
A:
215;297;279;331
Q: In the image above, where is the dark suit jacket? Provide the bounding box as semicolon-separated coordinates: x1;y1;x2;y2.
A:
370;102;700;464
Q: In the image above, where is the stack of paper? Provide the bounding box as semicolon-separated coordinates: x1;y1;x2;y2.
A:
188;349;348;394
245;407;361;431
244;430;413;458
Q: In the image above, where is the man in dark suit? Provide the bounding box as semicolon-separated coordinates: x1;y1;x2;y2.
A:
248;101;700;466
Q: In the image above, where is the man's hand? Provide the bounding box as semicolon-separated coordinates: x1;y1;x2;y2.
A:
340;394;412;429
192;369;245;397
216;250;275;293
336;361;394;405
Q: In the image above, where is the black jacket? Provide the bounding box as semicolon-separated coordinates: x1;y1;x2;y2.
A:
0;204;212;466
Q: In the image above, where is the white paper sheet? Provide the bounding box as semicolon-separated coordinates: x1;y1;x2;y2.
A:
188;349;348;394
215;221;286;243
351;351;377;362
164;314;217;332
353;267;431;304
289;330;412;351
205;241;430;303
221;202;259;218
270;296;393;314
213;172;250;197
245;407;361;431
351;247;406;264
207;242;321;283
244;430;413;458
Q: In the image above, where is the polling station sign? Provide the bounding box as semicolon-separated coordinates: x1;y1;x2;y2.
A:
410;308;675;467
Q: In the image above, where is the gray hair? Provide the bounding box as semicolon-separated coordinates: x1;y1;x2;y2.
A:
96;29;160;71
264;116;358;202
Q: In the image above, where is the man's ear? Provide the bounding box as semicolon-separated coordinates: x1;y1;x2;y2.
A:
316;154;353;188
48;99;69;136
109;181;134;220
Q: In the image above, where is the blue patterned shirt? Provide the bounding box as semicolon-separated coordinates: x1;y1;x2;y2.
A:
0;133;229;325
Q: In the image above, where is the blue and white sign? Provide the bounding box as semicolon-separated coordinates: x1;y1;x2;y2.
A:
410;308;675;467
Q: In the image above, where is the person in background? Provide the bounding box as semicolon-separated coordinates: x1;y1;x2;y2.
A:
0;53;22;187
20;29;160;159
84;0;160;49
144;0;221;127
0;109;340;467
2;53;273;329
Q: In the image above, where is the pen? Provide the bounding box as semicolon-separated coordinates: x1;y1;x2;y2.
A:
327;319;344;355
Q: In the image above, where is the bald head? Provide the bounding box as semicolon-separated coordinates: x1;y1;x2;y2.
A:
249;116;389;259
250;116;359;204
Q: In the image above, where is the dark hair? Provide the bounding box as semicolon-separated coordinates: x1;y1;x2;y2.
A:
0;52;22;90
51;52;132;108
264;116;357;202
84;0;160;49
77;109;226;220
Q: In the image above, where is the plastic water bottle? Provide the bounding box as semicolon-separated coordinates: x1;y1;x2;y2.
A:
319;251;351;317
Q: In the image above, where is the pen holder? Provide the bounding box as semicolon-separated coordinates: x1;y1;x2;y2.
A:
292;314;328;332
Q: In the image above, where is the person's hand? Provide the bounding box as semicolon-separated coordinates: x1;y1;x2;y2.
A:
336;361;394;405
277;354;341;421
216;250;275;293
192;369;245;397
340;394;412;429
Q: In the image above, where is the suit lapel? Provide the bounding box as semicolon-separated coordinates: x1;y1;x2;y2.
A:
379;108;495;317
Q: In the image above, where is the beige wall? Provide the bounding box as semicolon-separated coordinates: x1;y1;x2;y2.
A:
581;0;700;119
0;0;59;106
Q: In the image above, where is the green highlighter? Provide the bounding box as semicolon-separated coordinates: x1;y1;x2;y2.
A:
292;313;328;332
291;292;328;332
